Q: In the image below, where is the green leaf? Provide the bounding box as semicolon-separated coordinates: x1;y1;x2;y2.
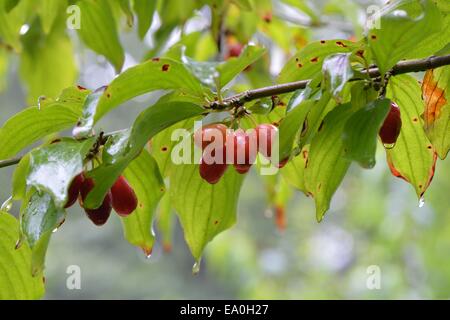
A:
231;0;253;11
216;45;266;87
322;53;354;100
421;67;450;159
151;118;197;177
26;138;95;208
4;0;20;12
77;0;125;72
0;47;8;92
278;100;313;160
38;0;67;34
12;153;30;200
20;27;77;104
405;13;450;59
280;145;309;194
84;101;204;209
0;87;87;160
21;190;65;275
367;0;442;75
170;164;245;260
298;92;335;149
0;0;29;51
0;212;45;299
121;148;165;256
342;99;391;168
304;103;353;221
133;0;156;39
386;75;437;198
278;39;359;84
74;58;204;137
118;0;134;28
156;192;175;252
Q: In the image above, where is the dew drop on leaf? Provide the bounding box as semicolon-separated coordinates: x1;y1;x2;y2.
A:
192;259;202;275
1;196;13;212
419;196;425;208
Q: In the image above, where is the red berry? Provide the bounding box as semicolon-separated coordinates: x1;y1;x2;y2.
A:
199;148;229;184
255;124;278;158
226;43;243;59
194;123;228;150
232;129;258;166
84;192;112;226
64;173;84;208
79;175;112;226
233;163;252;174
277;158;289;168
110;175;138;217
379;102;402;145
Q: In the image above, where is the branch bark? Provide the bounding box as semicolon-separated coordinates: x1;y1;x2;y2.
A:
1;54;450;169
210;54;450;109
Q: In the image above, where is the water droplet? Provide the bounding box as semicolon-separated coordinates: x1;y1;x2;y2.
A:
52;228;58;233
192;259;202;275
419;196;425;208
383;142;396;149
1;196;13;212
142;247;153;259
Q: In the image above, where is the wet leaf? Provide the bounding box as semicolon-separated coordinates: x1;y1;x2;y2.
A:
0;212;45;299
121;149;165;256
21;190;65;274
342;99;391;168
305;103;353;221
421;67;450;159
170;163;245;260
322;53;353;100
27;138;95;208
386;75;438;198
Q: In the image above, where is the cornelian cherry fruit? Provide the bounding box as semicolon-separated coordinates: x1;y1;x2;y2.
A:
64;173;84;208
379;102;402;145
194;123;228;150
110;175;138;217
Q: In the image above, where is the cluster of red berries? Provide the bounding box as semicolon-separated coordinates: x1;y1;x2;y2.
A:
379;101;402;145
65;173;138;226
194;123;286;184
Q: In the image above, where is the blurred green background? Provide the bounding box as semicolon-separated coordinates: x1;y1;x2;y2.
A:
1;0;449;299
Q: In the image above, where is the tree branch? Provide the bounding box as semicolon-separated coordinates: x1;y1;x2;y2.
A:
1;54;450;170
210;54;450;109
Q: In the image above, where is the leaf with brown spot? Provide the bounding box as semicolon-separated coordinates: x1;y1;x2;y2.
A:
421;67;450;159
278;40;359;84
386;75;438;198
